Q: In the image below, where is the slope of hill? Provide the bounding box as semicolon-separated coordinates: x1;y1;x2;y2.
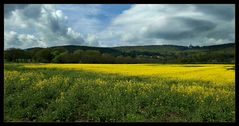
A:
5;43;235;64
25;43;234;54
114;43;235;54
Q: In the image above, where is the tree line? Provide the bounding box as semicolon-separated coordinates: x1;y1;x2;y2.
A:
4;46;235;64
4;48;138;64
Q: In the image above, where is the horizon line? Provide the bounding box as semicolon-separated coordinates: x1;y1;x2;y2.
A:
4;42;235;50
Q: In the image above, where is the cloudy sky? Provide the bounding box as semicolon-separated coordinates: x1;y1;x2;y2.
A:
4;4;235;49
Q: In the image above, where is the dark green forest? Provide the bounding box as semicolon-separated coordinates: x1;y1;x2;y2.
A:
4;43;235;64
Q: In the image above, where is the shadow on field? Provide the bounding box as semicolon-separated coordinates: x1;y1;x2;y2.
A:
182;65;204;67
223;65;235;71
226;67;235;71
144;64;205;67
4;63;25;71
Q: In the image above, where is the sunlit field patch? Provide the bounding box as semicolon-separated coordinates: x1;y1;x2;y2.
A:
23;63;235;84
4;63;235;122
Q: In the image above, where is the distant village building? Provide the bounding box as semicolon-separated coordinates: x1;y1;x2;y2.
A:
188;42;193;48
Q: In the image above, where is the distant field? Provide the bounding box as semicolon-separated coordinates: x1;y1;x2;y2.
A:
4;63;235;122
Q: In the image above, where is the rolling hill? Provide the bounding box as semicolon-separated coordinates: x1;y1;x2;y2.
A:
6;43;235;64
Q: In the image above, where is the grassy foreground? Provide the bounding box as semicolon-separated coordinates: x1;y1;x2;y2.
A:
4;63;235;122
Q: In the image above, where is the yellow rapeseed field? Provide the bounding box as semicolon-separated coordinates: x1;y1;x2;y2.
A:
23;63;235;85
4;63;235;122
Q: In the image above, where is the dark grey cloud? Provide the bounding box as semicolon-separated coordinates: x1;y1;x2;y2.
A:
4;4;28;18
22;5;42;19
194;4;235;21
4;4;42;19
148;30;195;40
42;9;67;35
206;27;235;41
146;17;217;40
177;17;217;32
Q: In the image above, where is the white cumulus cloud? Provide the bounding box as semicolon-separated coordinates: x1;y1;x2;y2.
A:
4;4;99;49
